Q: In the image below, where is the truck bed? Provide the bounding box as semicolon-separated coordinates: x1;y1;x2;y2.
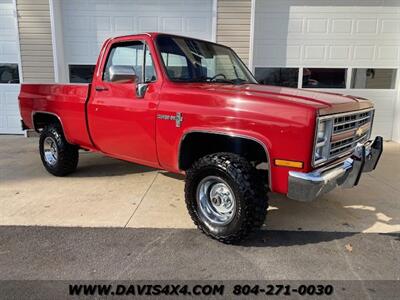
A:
19;84;93;148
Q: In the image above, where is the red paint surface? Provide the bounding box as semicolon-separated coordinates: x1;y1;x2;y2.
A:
19;33;373;194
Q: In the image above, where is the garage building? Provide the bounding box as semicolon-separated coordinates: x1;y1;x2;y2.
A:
1;0;399;142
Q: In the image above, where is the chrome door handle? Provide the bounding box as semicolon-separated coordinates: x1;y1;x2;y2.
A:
95;86;108;92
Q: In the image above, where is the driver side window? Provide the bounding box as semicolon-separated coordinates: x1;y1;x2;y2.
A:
103;41;156;83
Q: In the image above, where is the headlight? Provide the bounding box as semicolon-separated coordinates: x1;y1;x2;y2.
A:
313;119;333;166
317;121;326;142
314;146;324;161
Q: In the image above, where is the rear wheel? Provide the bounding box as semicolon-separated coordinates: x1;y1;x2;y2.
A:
39;124;79;176
185;152;268;243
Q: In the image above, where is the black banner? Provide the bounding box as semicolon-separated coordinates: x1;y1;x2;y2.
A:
0;280;399;299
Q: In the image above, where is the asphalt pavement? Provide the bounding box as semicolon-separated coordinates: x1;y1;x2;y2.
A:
0;226;399;280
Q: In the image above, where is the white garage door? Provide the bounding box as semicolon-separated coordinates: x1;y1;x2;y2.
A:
60;0;214;83
0;0;22;134
253;0;400;140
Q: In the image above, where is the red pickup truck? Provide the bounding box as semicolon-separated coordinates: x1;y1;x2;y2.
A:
19;33;383;243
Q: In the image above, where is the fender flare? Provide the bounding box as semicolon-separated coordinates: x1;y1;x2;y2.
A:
178;129;272;188
31;111;71;144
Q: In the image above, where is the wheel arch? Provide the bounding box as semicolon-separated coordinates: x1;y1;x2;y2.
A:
178;130;271;186
31;111;70;143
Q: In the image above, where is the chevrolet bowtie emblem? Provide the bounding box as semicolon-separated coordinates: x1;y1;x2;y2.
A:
356;127;364;137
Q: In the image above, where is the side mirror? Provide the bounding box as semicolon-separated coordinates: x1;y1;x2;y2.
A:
109;65;138;83
136;83;148;98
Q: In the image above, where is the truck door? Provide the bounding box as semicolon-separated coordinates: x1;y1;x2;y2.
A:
87;40;160;167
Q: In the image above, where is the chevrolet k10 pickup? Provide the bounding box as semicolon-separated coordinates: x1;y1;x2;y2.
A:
19;33;383;243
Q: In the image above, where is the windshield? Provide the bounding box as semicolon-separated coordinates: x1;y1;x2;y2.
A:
156;35;257;85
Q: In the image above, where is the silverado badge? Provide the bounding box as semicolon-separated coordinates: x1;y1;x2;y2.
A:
157;112;183;128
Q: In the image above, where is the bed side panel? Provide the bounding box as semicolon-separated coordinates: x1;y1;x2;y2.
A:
19;84;92;148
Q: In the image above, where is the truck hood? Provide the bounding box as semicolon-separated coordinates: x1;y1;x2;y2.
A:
201;83;374;115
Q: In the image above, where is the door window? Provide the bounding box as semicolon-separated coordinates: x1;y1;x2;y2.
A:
103;41;156;83
302;68;346;88
351;68;397;89
69;65;95;83
0;64;20;84
255;68;299;87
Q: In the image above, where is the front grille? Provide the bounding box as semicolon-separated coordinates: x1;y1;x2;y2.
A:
333;111;372;134
329;109;373;159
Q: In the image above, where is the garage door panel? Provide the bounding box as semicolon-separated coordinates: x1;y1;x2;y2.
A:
255;25;400;66
61;0;213;64
0;85;21;134
256;44;400;68
137;16;158;32
254;0;400;140
162;17;183;33
62;1;213;15
114;17;134;31
0;0;22;134
312;89;397;139
255;1;400;14
371;122;393;139
381;19;400;33
329;46;350;60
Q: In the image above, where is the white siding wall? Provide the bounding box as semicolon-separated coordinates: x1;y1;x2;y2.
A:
16;0;55;82
216;0;251;65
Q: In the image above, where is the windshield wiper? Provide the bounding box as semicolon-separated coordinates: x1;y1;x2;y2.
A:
194;76;238;85
211;78;251;85
171;77;248;85
233;78;250;84
211;79;236;84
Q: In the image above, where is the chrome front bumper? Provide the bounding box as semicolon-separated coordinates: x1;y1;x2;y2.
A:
288;136;383;202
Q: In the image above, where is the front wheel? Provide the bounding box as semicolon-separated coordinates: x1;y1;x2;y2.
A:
39;124;79;176
185;152;268;243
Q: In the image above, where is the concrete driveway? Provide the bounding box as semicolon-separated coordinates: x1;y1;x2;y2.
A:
1;135;399;232
0;135;399;281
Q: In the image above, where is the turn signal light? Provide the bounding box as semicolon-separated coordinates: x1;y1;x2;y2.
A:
274;159;304;169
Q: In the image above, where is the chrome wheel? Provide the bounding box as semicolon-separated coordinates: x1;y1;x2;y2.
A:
43;136;58;166
197;176;236;225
